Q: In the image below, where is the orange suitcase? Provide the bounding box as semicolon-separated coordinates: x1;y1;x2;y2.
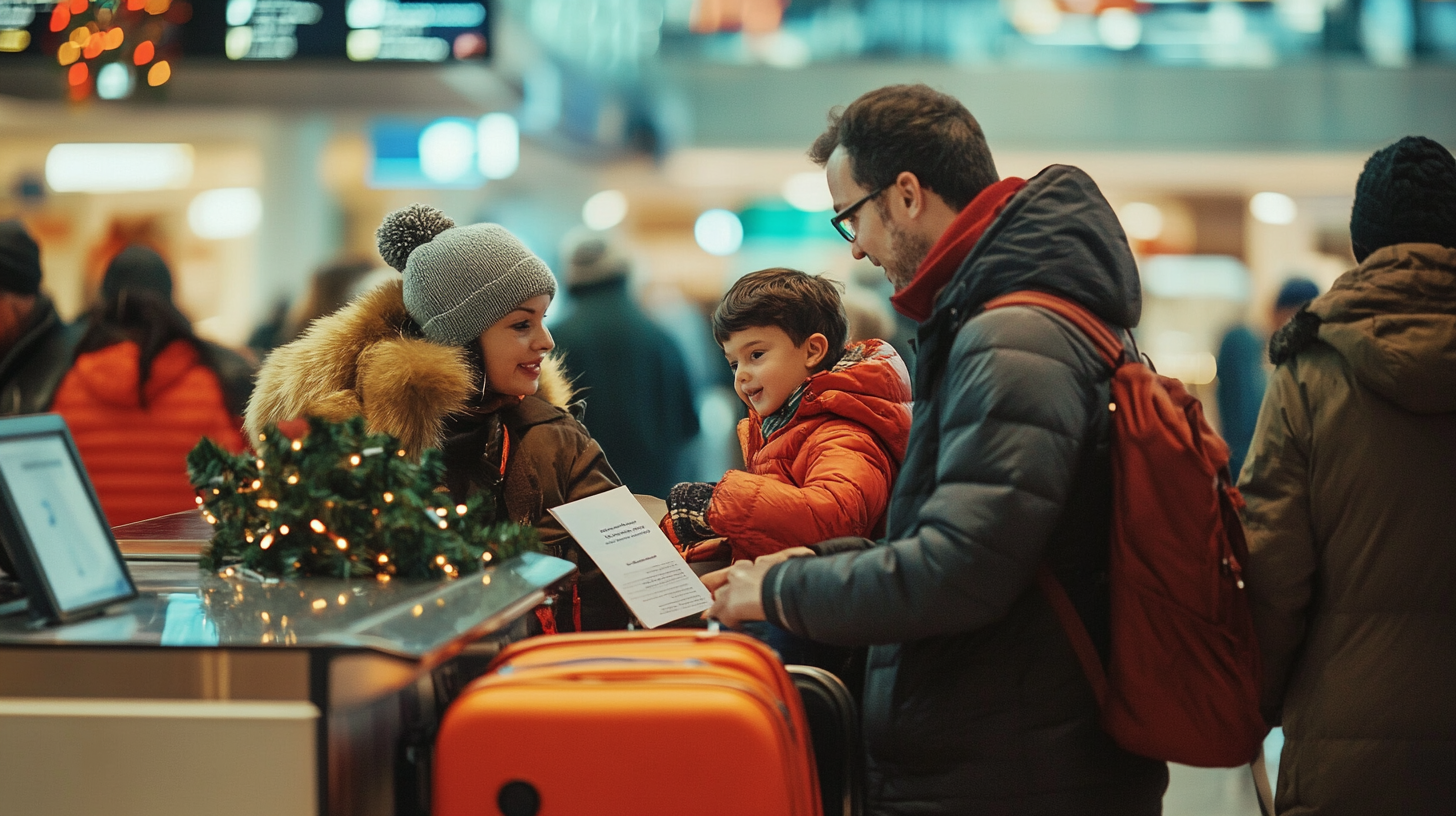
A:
434;630;823;816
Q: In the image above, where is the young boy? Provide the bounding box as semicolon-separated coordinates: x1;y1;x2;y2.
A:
661;267;912;564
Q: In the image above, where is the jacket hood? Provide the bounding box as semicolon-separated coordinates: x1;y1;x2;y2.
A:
940;165;1142;329
796;339;912;455
246;279;574;454
1307;243;1456;413
66;339;200;408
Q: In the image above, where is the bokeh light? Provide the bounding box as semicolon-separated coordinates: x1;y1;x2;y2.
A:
476;113;519;180
189;188;263;240
782;172;833;212
582;190;629;231
694;209;744;256
1250;192;1297;225
147;60;171;86
418;119;477;184
1119;202;1165;241
96;63;134;100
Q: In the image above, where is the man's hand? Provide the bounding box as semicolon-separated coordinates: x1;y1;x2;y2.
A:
699;547;814;592
702;547;815;628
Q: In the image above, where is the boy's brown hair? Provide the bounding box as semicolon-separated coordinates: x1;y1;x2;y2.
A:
713;268;848;371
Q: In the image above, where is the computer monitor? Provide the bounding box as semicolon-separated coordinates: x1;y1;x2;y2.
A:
0;414;137;624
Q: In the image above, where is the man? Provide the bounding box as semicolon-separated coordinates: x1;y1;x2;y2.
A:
0;220;83;415
707;84;1169;814
550;229;699;499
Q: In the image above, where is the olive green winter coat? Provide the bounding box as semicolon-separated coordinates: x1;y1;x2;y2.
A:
1240;243;1456;816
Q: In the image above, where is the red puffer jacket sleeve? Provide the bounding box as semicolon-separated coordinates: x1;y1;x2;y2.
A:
706;418;894;560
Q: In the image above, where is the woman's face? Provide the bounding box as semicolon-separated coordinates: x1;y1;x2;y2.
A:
479;294;555;397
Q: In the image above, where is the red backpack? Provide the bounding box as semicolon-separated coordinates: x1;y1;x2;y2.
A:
984;291;1266;768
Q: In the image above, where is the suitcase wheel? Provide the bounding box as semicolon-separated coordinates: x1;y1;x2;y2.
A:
498;780;541;816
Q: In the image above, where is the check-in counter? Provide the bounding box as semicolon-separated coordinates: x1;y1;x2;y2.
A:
0;512;574;816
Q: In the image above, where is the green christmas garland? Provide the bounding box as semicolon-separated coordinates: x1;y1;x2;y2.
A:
186;416;541;580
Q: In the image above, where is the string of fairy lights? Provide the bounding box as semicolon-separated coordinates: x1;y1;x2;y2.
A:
187;415;541;582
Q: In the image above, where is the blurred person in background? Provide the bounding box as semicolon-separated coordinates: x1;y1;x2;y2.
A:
850;263;917;372
549;229;699;499
1216;276;1320;476
247;256;378;356
1241;135;1456;815
0;219;83;416
50;246;253;525
841;280;895;344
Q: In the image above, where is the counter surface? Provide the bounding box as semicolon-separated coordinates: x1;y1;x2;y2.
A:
0;551;573;661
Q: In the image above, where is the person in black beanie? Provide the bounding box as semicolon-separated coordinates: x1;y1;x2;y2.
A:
0;219;84;415
1348;135;1456;262
1241;135;1456;815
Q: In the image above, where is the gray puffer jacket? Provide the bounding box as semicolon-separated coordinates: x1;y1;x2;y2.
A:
763;165;1169;815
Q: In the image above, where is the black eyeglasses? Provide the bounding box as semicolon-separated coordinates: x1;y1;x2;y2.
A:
829;185;889;242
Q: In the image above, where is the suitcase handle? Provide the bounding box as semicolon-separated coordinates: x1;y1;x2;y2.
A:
496;656;707;675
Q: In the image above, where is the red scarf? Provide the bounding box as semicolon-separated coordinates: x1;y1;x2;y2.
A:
890;177;1027;322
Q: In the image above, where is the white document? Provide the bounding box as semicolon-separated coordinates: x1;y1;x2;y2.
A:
548;486;713;628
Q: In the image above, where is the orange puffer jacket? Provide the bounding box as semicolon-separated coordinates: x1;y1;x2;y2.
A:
51;339;247;525
707;339;912;559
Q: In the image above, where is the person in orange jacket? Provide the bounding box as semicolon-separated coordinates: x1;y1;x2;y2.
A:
662;267;912;565
50;246;251;525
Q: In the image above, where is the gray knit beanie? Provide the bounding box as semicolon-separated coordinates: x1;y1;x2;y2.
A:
376;204;557;346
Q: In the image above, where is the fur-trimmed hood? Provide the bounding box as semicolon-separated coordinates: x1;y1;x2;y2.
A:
245;279;574;453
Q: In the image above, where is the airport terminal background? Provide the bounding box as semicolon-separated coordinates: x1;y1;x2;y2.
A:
1;0;1454;813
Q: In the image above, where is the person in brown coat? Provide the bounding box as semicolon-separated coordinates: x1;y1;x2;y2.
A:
1240;136;1456;815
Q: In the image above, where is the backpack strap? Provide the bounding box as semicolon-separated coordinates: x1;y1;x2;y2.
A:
982;291;1124;369
1035;565;1109;708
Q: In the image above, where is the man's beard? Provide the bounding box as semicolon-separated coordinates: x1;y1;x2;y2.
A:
883;223;934;292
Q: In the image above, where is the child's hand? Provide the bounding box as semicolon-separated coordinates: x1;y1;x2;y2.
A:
666;482;716;545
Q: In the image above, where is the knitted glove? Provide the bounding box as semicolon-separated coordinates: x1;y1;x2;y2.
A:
666;481;717;547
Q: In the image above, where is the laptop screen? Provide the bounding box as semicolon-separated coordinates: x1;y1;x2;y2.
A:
0;433;133;615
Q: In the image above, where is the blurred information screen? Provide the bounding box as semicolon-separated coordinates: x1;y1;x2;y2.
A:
0;0;490;62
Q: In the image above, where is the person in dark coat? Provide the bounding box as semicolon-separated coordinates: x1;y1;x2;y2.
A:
706;84;1168;815
549;230;699;499
1241;135;1456;816
0;220;84;415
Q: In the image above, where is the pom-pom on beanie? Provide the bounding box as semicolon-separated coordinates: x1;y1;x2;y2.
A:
376;204;557;346
1349;136;1456;263
0;219;42;296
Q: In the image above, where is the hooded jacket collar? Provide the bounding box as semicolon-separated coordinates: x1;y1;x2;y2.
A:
931;164;1141;329
1306;243;1456;414
746;338;912;460
891;177;1027;322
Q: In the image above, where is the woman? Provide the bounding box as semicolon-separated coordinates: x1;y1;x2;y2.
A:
51;245;252;525
246;205;629;632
